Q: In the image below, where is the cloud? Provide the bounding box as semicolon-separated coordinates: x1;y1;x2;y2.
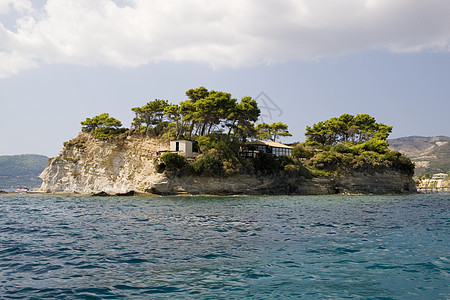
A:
0;0;449;78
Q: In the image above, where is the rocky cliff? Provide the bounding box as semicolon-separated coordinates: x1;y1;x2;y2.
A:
39;132;168;194
40;132;416;195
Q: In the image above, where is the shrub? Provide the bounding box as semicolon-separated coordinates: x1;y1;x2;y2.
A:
292;144;313;159
384;151;415;175
191;153;224;176
284;164;299;174
223;157;242;175
331;143;351;154
350;138;389;154
309;151;343;170
92;127;127;140
253;152;280;175
276;155;295;168
161;152;186;171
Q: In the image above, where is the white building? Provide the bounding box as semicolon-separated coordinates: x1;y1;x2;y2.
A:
420;173;449;189
432;173;448;180
169;140;199;158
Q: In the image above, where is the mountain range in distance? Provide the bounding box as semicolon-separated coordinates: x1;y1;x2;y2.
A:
0;154;49;191
0;136;448;190
388;136;449;177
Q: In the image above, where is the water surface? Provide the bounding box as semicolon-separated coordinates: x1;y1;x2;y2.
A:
0;194;448;299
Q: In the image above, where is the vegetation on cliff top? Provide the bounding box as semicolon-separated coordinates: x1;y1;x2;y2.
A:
75;87;414;178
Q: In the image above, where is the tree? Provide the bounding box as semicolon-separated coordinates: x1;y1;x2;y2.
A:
305;113;392;145
228;96;260;141
186;86;209;102
164;104;182;138
131;99;169;135
81;113;123;132
270;122;292;141
256;122;292;142
80;113;125;139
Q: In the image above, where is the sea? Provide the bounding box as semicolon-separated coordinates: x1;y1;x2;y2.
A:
0;194;448;299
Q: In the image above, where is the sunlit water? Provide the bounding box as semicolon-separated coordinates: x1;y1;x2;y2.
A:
0;194;448;299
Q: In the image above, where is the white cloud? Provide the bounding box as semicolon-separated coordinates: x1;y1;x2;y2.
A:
0;0;32;14
0;0;449;77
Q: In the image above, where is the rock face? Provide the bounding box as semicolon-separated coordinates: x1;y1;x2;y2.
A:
40;132;168;194
40;132;416;195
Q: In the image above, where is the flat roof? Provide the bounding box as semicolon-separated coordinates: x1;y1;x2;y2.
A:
247;140;293;149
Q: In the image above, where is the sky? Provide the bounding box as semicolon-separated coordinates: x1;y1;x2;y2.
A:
0;0;449;157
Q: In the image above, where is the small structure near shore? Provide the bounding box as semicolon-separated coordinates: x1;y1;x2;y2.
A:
169;140;200;158
418;173;449;193
240;140;293;158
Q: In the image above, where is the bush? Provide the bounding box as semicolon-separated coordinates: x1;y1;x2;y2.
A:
292;144;313;159
223;157;242;175
331;143;351;154
284;164;299;174
92;128;127;140
161;152;186;171
276;155;295;168
191;152;224;176
309;151;343;170
253;152;280;175
384;151;415;175
350;138;389;154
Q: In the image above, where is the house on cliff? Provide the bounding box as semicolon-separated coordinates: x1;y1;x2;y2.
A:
240;140;293;158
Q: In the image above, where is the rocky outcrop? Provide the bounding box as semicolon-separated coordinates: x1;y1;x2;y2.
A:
154;172;415;195
39;132;168;194
40;132;416;195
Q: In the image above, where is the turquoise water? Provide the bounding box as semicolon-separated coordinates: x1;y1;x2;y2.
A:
0;194;448;299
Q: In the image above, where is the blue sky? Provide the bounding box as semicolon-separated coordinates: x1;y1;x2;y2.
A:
0;0;449;157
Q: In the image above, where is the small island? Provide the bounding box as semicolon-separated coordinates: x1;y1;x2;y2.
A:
39;87;415;196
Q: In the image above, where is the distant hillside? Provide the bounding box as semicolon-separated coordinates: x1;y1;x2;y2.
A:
0;154;49;190
388;136;450;177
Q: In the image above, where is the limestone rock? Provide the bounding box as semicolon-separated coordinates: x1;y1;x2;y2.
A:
40;132;416;195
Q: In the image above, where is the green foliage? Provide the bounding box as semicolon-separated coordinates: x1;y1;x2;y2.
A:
253;152;280;175
276;155;295;168
282;161;312;178
229;96;260;141
421;173;431;179
128;87;261;140
196;134;240;159
302;141;324;149
256;122;292;142
81;113;125;140
191;152;224;176
131;99;169;135
161;152;186;171
331;143;352;154
223;157;242;175
293;144;314;159
81;113;123;132
349;139;389;154
305;113;392;146
186;86;209;102
92;127;127;140
384;151;415;176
